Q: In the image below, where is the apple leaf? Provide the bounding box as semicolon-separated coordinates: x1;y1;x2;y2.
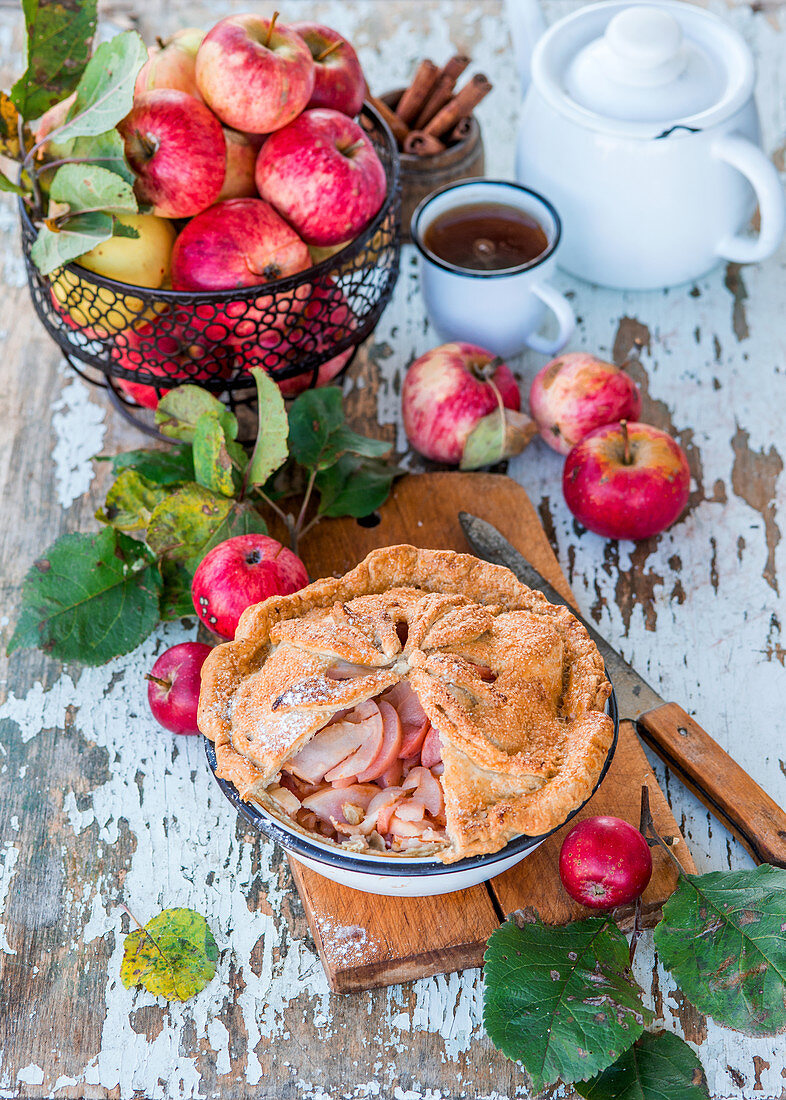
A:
460;408;537;470
7;528;161;665
108;445;195;487
192;412;246;498
95;469;171;531
159;560;196;621
315;454;403;519
653;864;786;1036
0;172;26;196
55;30;147;144
155;385;238;445
246;367;289;487
146;484;267;571
0;92;22;159
30;210;113;275
576;1031;710;1100
120;907;218;1002
11;0;98;120
49;162;137;217
71;128;135;183
289;387;391;471
483;916;651;1092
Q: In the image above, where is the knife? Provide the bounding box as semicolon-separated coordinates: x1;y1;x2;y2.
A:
459;512;786;868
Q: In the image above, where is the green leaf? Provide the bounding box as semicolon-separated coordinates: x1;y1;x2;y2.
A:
192;412;243;498
30;210;113;275
108;445;195;487
11;0;98;119
315;455;402;519
49;162;137;216
653;864;786;1036
146;484;266;571
155;386;238;444
246;367;289;487
8;528;161;665
112;219;140;238
0;172;25;196
288;387;391;471
483;917;651;1091
288;387;345;468
460;408;535;470
95;469;171;531
159;560;196;621
577;1031;710;1100
55;31;147;143
120;907;218;1003
72;128;134;183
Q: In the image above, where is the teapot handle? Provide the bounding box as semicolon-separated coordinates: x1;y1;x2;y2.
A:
713;134;785;264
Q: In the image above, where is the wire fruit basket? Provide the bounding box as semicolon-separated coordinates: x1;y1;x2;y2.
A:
21;103;401;438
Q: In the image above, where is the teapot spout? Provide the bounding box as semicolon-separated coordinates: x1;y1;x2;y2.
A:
503;0;547;97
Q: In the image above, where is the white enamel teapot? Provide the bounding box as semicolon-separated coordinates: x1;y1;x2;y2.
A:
510;0;785;289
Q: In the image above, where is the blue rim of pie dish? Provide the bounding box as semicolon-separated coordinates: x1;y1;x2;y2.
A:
204;686;619;877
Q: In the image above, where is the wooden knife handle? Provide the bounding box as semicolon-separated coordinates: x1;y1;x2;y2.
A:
637;702;786;868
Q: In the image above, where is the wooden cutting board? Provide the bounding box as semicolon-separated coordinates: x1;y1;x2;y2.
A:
287;472;695;993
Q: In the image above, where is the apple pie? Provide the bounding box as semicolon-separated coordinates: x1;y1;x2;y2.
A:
198;545;614;863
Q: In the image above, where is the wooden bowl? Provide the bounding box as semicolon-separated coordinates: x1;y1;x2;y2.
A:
381;89;485;242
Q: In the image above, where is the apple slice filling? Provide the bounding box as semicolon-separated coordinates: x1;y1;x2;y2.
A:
266;680;448;854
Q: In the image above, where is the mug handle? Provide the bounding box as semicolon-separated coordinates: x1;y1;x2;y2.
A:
526;282;575;356
712;135;785;264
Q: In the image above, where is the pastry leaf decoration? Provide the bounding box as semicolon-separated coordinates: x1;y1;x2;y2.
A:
8;528;162;664
576;1031;710;1100
120;907;218;1002
483;915;652;1091
653;863;786;1036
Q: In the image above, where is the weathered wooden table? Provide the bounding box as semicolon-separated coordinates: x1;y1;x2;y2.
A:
1;1;784;1097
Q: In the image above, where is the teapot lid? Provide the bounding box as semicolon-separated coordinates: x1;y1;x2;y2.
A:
531;0;754;139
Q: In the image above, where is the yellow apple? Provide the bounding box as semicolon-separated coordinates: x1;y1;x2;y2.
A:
51;213;176;337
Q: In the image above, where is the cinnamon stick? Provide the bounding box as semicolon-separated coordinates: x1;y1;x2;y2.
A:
413;73;458;129
368;95;410;145
450;116;473;143
424;73;492;137
403;130;447;156
395;59;439;124
438;54;471;84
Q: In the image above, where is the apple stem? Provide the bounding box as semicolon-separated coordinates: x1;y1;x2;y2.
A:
264;11;279;48
315;38;344;62
340;138;366;158
155;35;165;49
145;673;171;691
474;355;504;382
620;419;632;465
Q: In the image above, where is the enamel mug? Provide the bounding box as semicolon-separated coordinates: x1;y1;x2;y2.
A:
411;180;575;357
514;1;785;289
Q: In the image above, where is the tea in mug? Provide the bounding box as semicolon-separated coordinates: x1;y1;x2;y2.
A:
422;202;549;271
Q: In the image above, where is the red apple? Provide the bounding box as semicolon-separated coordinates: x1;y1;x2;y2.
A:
134;28;205;100
216;128;259;202
111;306;237;408
255;109;386;247
529;351;642;455
118;89;226;218
559;816;653;909
195;13;315;134
171;198;311;292
290;22;366;117
147;642;213;735
563;420;690;540
191;534;309;639
402;342;533;467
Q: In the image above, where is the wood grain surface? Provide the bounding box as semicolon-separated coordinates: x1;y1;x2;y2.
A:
0;1;784;1098
288;473;692;993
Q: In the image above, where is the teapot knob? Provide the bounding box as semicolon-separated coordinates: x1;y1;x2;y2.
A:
605;6;687;86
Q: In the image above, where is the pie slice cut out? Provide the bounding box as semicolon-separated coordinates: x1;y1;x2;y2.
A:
198;545;614;863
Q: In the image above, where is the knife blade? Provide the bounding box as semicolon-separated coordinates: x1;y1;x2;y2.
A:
459;511;786;868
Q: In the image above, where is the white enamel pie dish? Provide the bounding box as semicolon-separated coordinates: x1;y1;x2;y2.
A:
204;690;618;897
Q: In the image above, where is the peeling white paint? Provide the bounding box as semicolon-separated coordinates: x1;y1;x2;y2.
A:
16;1064;44;1086
0;842;19;955
50;365;107;510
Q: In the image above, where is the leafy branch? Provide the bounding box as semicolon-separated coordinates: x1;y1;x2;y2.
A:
8;381;401;665
2;0;148;273
483;785;786;1099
